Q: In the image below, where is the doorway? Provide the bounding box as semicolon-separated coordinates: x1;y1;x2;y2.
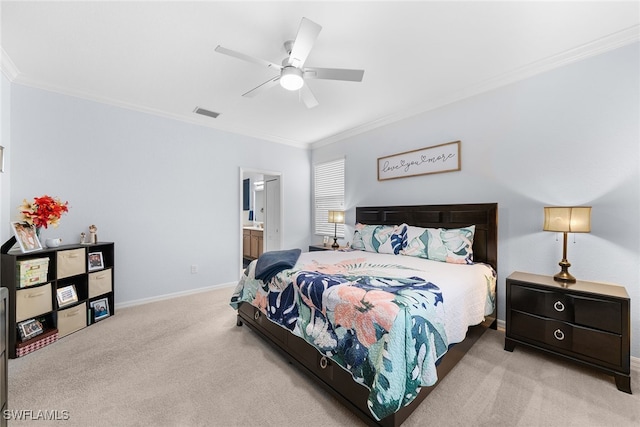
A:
240;168;282;271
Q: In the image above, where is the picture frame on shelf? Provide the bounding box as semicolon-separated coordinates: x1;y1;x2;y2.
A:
10;221;43;253
17;318;44;341
88;251;104;271
56;285;78;308
90;298;110;322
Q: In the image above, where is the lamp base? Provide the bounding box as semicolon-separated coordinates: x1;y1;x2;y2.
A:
331;237;339;249
553;260;576;284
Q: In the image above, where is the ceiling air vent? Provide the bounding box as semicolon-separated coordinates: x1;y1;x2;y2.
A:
194;107;220;119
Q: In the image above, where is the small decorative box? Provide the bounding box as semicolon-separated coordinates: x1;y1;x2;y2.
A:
16;329;58;357
16;257;50;288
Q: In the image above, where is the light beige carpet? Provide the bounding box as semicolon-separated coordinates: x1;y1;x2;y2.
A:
8;286;640;426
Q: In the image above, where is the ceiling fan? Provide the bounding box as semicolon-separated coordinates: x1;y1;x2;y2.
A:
215;17;364;108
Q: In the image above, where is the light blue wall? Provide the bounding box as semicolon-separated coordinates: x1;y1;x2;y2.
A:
3;42;639;358
312;43;640;357
0;72;10;246
6;85;311;304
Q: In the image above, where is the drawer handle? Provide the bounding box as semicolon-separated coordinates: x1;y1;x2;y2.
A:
553;301;565;312
553;329;565;341
66;309;81;317
319;356;328;370
27;292;46;298
254;310;260;321
95;274;106;280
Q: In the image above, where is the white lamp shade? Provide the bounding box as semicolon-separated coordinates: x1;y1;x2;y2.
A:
328;210;345;224
543;206;591;233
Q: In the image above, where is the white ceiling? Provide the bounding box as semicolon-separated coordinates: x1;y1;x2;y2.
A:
1;1;638;148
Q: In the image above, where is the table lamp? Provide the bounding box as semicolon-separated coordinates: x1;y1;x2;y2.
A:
543;206;591;283
327;210;345;249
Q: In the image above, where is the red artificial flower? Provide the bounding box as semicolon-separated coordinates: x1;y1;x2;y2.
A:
19;195;69;229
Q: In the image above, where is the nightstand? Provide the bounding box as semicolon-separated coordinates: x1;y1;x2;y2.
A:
308;244;346;252
505;271;631;393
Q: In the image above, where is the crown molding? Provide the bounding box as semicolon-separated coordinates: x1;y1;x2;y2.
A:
3;24;638;151
311;25;640;150
1;45;309;149
0;47;20;81
5;69;309;150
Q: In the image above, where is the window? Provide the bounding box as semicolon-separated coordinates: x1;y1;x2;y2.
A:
314;158;345;237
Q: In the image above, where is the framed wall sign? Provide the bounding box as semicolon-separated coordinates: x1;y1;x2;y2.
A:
377;140;461;181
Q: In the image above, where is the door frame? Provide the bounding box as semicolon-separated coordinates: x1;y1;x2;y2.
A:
239;167;283;272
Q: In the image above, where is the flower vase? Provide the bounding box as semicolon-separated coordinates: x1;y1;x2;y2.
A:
35;227;42;247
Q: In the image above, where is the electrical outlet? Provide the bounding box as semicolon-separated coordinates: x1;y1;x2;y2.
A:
190;265;198;274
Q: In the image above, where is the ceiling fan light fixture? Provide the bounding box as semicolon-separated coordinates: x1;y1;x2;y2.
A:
280;67;304;91
215;17;364;107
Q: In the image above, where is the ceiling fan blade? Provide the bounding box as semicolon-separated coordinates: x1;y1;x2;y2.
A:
215;45;282;70
242;75;281;98
300;84;319;109
304;67;364;82
288;18;322;67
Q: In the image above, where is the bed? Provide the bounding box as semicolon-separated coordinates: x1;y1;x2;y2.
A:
230;203;498;426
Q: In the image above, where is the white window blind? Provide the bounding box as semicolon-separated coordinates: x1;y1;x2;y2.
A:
314;158;345;237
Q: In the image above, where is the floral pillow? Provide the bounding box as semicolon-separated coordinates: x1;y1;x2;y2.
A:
351;223;407;255
400;225;476;264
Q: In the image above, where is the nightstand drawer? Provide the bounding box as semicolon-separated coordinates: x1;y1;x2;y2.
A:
510;284;621;333
511;311;621;366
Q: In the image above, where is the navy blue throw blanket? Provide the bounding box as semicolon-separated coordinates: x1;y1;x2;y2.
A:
255;249;302;283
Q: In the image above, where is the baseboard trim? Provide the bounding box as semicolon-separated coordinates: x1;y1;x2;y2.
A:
115;281;237;310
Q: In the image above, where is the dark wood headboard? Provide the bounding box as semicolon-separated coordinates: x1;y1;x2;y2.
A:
355;203;498;271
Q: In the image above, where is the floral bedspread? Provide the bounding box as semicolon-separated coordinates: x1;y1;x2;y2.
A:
230;254;490;420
